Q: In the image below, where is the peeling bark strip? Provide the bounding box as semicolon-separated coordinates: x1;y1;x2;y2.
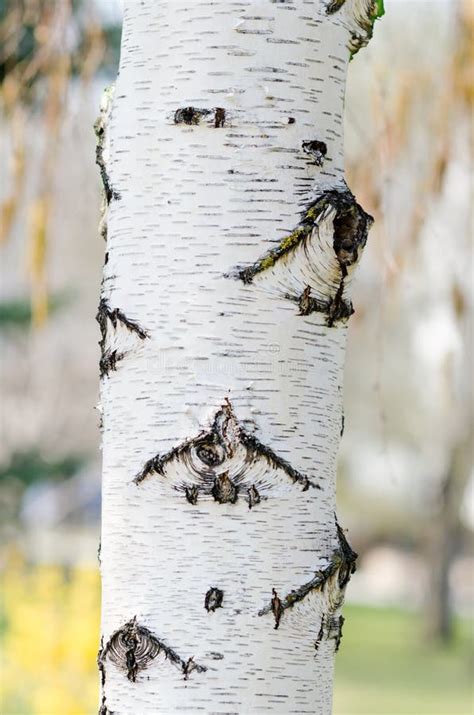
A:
99;618;206;683
96;298;148;378
204;587;224;612
258;520;357;628
231;188;373;326
134;400;320;493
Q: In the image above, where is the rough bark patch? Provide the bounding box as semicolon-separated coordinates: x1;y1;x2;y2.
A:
174;106;226;127
204;587;224;612
99;617;206;683
302;140;327;166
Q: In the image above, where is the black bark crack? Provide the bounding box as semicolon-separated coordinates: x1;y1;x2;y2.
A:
99;618;206;683
96;298;148;378
205;587;224;612
134;400;320;494
258;518;357;627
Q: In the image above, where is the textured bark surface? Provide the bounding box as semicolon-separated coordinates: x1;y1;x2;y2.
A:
98;1;379;713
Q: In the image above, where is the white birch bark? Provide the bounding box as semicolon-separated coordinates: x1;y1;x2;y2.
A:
97;2;380;713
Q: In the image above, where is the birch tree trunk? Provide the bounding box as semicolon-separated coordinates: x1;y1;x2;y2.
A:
97;2;381;713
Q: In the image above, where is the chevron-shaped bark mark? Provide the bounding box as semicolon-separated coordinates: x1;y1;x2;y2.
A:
258;518;357;630
96;298;148;378
98;618;206;683
229;188;372;327
134;400;320;499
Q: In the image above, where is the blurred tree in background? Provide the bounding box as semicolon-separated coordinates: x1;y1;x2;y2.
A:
0;1;472;713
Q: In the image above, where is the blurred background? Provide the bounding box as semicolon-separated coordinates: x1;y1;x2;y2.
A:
0;0;472;713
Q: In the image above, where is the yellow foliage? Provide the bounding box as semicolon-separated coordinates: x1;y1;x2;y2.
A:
1;558;100;715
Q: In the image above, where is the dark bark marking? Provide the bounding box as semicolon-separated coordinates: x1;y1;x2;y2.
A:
174;107;211;125
183;657;200;681
340;413;345;437
247;484;261;509
212;472;239;504
99;617;206;683
99;349;124;377
302;140;327;167
296;285;353;322
288;117;296;124
134;399;320;493
97;540;101;566
98;636;106;688
326;278;354;327
94;121;120;205
335;518;358;588
258;518;357;628
96;298;148;378
99;696;113;715
271;589;283;629
333;615;345;652
314;615;325;651
205;587;224;612
298;285;315;316
208;651;224;660
185;485;199;505
174;107;226;127
314;614;344;653
214;107;226;128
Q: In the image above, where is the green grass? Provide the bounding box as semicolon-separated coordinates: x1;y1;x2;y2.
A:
334;605;474;715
